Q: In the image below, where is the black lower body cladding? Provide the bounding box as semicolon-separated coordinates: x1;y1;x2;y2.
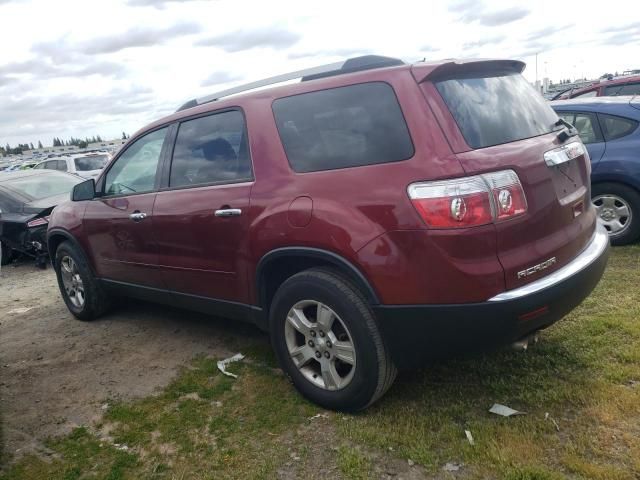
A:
373;225;610;369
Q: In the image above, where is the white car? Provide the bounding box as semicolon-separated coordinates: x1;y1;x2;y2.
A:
33;153;109;179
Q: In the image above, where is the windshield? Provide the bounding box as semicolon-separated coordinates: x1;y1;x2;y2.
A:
3;173;81;200
435;72;559;149
74;155;108;171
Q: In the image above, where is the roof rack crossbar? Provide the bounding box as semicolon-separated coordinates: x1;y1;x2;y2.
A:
176;55;404;112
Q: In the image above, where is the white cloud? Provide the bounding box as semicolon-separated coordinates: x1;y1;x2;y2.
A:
1;0;639;146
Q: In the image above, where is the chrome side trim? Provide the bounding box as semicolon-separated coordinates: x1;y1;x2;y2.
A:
488;224;609;302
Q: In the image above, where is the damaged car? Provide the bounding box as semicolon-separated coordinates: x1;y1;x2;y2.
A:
0;170;82;267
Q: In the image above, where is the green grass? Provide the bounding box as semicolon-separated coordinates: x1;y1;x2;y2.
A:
1;245;639;479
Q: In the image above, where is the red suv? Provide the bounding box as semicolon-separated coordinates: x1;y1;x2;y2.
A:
47;56;609;411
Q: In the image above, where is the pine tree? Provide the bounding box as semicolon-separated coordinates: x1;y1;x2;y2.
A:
38;140;43;149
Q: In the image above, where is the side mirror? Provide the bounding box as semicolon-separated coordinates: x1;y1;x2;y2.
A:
72;179;96;201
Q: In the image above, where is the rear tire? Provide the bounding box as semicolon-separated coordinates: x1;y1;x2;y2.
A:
54;241;111;321
269;268;396;411
592;183;640;246
1;242;13;266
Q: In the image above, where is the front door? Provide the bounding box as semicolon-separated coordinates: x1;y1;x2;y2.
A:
83;127;169;287
152;110;253;303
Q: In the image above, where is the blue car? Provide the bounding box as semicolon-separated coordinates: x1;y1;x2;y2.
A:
552;96;640;245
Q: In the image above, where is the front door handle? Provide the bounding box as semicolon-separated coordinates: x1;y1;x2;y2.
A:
214;208;242;217
129;212;148;222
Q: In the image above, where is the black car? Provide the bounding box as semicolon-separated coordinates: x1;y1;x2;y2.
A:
0;170;82;266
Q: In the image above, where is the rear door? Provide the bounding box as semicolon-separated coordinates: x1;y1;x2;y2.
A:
556;111;606;166
424;64;596;290
152;109;253;303
83;127;169;287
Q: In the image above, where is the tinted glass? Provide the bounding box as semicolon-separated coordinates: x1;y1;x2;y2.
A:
573;90;598;98
599;114;639;141
557;112;575;125
435;72;558;149
2;173;81;200
272;82;414;173
104;127;167;195
573;113;602;144
170;110;251;187
75;155;108;171
43;161;57;170
56;160;68;171
604;83;640;96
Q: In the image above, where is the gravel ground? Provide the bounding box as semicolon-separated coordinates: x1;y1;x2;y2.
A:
0;258;266;460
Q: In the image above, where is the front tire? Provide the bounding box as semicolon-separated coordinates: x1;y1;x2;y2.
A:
592;183;640;246
269;268;396;411
54;241;110;320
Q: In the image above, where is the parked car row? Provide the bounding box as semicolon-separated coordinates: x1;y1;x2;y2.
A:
1;150;112;178
552;73;640;100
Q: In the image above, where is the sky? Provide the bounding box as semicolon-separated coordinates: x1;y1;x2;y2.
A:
1;0;639;147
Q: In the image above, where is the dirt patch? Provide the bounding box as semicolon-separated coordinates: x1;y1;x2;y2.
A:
0;259;266;459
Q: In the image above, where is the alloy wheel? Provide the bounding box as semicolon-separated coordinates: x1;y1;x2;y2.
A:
593;194;632;237
60;256;85;308
284;300;356;391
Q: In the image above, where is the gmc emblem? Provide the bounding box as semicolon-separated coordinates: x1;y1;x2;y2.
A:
517;257;557;279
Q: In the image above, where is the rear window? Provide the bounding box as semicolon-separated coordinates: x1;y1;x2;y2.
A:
435;72;558;149
2;173;81;200
272;82;414;173
75;155;108;171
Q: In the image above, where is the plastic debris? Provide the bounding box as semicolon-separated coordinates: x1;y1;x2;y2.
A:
216;353;245;378
545;412;560;431
309;413;330;420
8;307;34;315
443;462;462;472
489;403;526;417
465;430;474;445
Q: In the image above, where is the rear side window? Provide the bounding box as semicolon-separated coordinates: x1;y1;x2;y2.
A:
604;83;640;96
435;72;558;149
272;82;414;173
573;90;598;98
599;114;639;141
170;110;252;187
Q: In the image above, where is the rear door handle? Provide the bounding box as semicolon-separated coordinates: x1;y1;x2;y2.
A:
129;212;147;222
214;208;242;217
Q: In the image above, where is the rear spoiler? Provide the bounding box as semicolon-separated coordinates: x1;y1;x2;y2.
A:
411;59;526;83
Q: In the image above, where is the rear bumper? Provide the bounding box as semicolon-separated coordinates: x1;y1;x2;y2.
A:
373;224;610;368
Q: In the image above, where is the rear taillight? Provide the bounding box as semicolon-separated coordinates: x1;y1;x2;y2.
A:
408;169;527;228
27;216;49;228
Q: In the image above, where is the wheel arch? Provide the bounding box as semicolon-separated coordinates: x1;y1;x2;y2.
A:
591;174;640;195
47;229;95;273
255;247;380;313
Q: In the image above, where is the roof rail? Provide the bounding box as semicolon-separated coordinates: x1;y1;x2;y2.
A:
176;55;404;112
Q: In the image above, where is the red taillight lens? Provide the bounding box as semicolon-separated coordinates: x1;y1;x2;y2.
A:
408;170;527;228
27;216;49;228
483;170;527;221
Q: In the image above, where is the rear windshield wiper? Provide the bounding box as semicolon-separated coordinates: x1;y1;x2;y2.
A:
553;118;578;143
